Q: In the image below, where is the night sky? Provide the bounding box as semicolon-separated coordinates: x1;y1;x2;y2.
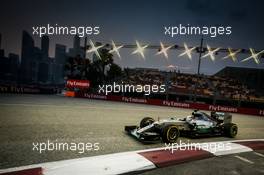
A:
0;0;263;74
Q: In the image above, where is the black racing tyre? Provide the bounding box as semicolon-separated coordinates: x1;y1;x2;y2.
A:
140;117;155;128
161;125;180;143
224;123;238;138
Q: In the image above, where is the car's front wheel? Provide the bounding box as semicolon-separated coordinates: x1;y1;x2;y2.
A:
161;125;180;143
140;117;155;128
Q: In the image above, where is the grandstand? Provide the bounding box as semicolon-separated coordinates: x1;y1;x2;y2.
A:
215;66;264;95
64;56;264;109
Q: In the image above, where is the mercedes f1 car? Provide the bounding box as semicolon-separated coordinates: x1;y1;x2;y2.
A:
125;110;238;143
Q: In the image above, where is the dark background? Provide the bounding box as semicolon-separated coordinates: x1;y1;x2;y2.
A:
0;0;263;75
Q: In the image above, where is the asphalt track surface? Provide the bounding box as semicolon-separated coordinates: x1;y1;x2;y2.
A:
0;94;263;174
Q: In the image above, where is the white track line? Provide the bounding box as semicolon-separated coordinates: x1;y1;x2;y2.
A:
234;155;254;164
253;152;264;158
229;170;240;175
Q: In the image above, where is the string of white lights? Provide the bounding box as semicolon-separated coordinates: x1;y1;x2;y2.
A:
155;42;173;60
86;40;264;64
178;43;196;60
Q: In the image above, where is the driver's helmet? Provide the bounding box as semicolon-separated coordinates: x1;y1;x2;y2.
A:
191;111;204;120
191;110;199;117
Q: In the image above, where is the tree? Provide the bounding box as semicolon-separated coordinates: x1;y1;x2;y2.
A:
107;63;123;82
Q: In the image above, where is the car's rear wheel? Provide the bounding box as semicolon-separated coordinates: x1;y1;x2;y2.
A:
224;123;238;138
140;117;155;128
162;125;179;143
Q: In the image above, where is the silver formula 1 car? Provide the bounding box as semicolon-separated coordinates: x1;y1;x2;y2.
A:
125;110;238;143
